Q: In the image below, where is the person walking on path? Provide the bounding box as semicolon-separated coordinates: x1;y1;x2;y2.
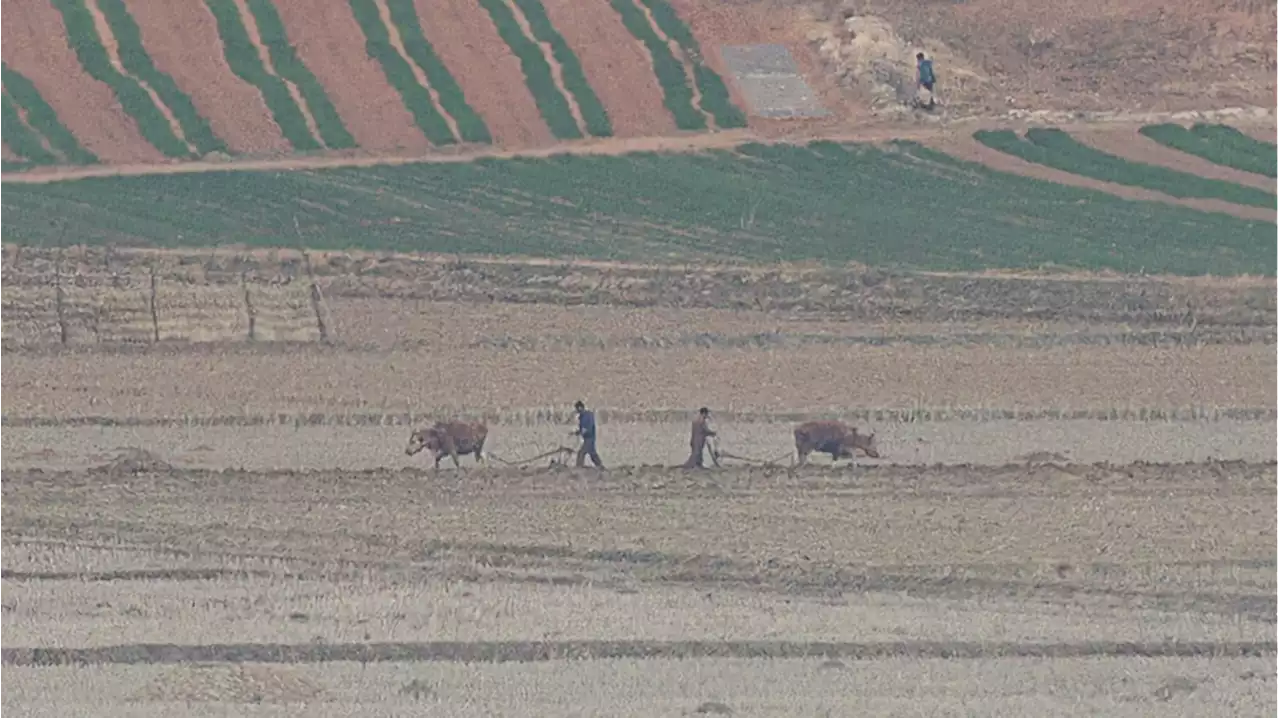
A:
916;52;937;109
682;407;720;469
571;400;605;469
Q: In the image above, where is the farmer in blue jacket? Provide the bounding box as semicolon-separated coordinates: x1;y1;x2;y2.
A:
572;400;605;469
916;52;936;109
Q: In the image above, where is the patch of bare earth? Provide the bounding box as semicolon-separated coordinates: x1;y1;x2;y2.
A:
2;144;21;161
925;133;1277;222
414;0;552;148
1;0;163;164
228;0;323;148
272;0;429;153
540;0;674;137
83;0;197;155
1072;128;1278;192
121;0;288;157
1;95;58;159
501;0;587;136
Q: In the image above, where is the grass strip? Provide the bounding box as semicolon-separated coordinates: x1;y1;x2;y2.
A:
202;0;321;151
975;128;1277;209
385;0;491;144
1;64;99;164
50;0;193;158
347;0;456;145
243;0;356;149
636;0;746;128
1139;123;1277;178
476;0;582;139
510;0;612;138
1;95;59;165
94;0;228;155
608;0;703;130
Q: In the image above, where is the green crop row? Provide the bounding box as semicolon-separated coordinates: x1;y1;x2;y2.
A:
1140;123;1277;178
244;0;355;149
2;64;99;165
2;94;59;165
96;0;227;156
477;0;582;139
975;128;1276;209
608;0;703;130
3;139;1273;276
385;0;490;144
347;0;456;145
636;0;746;129
50;0;192;158
510;0;611;138
203;0;321;151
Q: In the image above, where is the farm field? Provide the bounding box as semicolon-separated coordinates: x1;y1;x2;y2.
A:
2;243;1277;714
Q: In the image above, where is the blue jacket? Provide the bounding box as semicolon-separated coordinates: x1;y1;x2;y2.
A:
918;59;935;85
577;410;597;439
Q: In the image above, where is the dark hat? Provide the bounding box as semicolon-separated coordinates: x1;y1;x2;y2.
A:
699;407;710;415
574;400;585;410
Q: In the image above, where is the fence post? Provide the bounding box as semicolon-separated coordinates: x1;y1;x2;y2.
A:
149;264;161;342
241;271;257;341
303;251;329;344
55;248;68;345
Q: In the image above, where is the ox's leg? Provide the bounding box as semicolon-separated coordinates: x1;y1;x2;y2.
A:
474;440;486;465
433;451;444;469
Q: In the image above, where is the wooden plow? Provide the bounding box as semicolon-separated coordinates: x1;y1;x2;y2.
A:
708;437;795;468
486;446;576;467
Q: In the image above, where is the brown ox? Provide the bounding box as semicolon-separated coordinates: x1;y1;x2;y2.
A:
406;420;489;468
793;420;880;466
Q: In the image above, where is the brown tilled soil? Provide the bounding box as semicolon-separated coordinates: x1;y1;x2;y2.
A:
1;0;164;164
414;0;553;148
273;0;430;153
1072;128;1279;192
540;0;676;138
121;0;289;156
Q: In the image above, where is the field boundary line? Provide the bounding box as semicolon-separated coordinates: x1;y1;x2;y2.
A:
629;0;713;129
503;0;587;137
3;640;1273;666
371;0;461;143
2;406;1275;428
229;0;323;147
1;89;60;163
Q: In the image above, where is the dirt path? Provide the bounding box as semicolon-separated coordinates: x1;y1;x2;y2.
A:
925;134;1277;222
372;0;460;143
229;0;324;148
271;0;427;153
414;0;550;148
121;0;289;156
2;89;61;160
1;143;21;161
83;0;197;156
1072;128;1278;192
540;0;673;137
1;1;164;164
630;0;715;129
501;0;588;137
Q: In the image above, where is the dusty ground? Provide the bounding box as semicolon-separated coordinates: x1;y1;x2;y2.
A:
1;247;1275;714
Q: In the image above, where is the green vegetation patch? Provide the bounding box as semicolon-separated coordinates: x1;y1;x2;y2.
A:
203;0;320;151
50;0;192;158
1140;123;1278;178
2;64;99;165
975;128;1277;209
510;0;611;138
2;140;1272;276
608;0;703;130
347;0;457;145
243;0;356;149
636;0;747;129
2;95;59;165
96;0;227;155
385;0;491;144
477;0;582;139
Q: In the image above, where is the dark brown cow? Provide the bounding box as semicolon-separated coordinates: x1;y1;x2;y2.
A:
406;420;489;468
793;420;880;466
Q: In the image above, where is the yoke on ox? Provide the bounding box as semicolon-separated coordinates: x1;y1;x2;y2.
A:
793;420;880;466
406;420;489;468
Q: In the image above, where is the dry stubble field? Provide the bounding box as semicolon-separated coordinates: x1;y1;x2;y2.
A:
2;247;1277;716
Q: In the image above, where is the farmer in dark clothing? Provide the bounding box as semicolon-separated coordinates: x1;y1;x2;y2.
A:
572;400;605;468
916;52;936;109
